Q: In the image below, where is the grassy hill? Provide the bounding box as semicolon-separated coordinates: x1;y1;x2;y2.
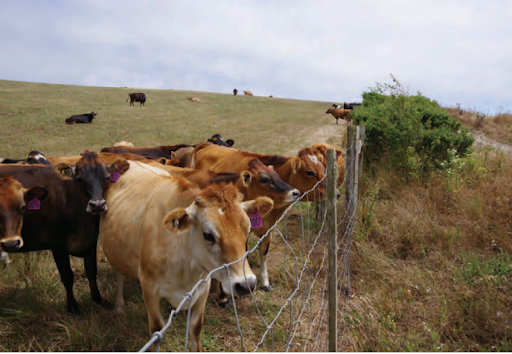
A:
0;79;343;158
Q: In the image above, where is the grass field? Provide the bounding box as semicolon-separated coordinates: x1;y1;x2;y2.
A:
1;79;512;352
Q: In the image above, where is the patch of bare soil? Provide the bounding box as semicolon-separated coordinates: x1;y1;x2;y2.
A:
472;131;512;155
284;120;347;156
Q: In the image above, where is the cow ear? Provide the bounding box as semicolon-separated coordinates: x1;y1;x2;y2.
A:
291;157;302;174
316;154;324;164
24;186;49;203
109;158;130;175
241;171;252;187
242;197;273;218
164;209;192;233
226;139;235;147
159;157;167;165
54;163;76;180
170;151;177;159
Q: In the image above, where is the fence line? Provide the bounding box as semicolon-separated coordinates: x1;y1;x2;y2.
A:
140;129;364;352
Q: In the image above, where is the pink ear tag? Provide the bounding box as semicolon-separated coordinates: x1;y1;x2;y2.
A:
250;211;263;228
336;155;339;162
110;170;121;182
28;197;41;210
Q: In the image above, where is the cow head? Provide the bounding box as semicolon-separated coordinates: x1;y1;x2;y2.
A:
240;159;299;208
164;183;273;297
53;151;129;214
208;134;235;148
0;176;48;252
287;148;327;201
26;151;51;165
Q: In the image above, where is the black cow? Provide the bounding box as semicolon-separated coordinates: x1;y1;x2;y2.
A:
207;133;235;148
126;92;146;106
65;112;97;125
343;102;363;110
0;150;51;165
0;151;130;313
233;88;238;96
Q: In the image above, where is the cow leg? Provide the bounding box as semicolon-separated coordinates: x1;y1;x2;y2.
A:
189;288;208;352
115;272;126;314
259;234;272;291
51;249;79;313
141;281;165;341
84;248;102;305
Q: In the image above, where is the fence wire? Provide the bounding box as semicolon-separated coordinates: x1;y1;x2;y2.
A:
140;141;360;352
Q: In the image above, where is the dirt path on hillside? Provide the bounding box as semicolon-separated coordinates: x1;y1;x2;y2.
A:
471;131;512;155
284;121;347;156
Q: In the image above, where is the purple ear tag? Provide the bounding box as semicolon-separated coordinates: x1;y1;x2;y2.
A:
336;155;339;162
250;211;263;228
110;170;121;182
28;197;41;210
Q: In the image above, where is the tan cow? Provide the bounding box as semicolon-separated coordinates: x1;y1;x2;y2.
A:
99;161;274;351
326;107;351;125
190;142;327;290
187;97;201;102
311;143;345;188
243;90;253;97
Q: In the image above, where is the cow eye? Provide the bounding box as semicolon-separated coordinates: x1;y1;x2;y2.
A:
259;176;270;184
306;171;315;176
203;232;215;244
20;205;26;213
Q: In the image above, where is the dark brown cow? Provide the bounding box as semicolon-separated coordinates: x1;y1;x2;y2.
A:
0;150;51;165
126;93;146;106
207;133;235;148
65;112;97;125
100;144;188;160
0;151;130;313
233;88;238;96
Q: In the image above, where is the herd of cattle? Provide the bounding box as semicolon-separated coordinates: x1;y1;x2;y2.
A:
0;134;345;351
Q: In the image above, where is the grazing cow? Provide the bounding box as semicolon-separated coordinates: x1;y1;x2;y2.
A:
0;176;48;264
126;93;146;106
244;90;253;97
343;102;362;110
65;112;97;125
0;150;51;165
191;143;326;290
207;133;235;148
0;151;130;312
326;107;352;125
100;161;274;351
233;88;238;96
187;97;201;102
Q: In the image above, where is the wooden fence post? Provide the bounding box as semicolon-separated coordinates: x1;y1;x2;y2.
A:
327;148;338;352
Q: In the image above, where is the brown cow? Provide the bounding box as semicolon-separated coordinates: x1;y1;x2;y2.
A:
0;176;48;253
100;144;187;160
190;142;327;290
0;151;129;312
326;107;351;125
100;161;274;351
187;97;201;102
243;90;253;97
127;93;146;106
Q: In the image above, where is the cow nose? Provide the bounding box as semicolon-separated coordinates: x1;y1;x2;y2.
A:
292;189;300;200
1;239;22;252
234;277;257;296
87;199;107;214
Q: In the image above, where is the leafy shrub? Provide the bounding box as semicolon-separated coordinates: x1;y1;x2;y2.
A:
352;75;475;175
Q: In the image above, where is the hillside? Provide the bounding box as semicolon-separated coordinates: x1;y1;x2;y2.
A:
0;80;345;158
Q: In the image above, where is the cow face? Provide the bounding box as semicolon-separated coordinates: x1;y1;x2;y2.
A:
240;159;299;208
0;176;48;252
164;184;273;297
26;151;51;165
53;152;129;214
207;134;235;148
288;148;327;201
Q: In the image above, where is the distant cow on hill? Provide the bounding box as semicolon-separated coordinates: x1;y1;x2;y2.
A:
233;88;238;96
342;102;362;110
244;90;253;97
126;93;146;106
187;97;201;102
65;112;97;125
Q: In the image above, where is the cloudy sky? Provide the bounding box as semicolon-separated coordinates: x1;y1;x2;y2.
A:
1;0;510;114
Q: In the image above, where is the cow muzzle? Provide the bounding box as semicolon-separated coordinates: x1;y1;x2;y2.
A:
233;276;257;296
1;236;23;252
86;199;108;214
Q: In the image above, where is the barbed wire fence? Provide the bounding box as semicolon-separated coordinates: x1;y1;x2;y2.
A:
140;126;365;352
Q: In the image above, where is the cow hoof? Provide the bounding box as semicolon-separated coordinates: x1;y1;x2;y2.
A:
67;301;81;315
218;299;232;309
261;284;272;292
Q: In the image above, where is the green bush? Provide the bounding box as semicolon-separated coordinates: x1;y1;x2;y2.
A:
352;75;475;175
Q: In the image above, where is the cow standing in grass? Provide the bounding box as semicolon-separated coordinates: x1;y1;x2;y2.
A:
126;93;146;106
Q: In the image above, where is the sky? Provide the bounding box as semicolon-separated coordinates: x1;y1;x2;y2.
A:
1;0;511;115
